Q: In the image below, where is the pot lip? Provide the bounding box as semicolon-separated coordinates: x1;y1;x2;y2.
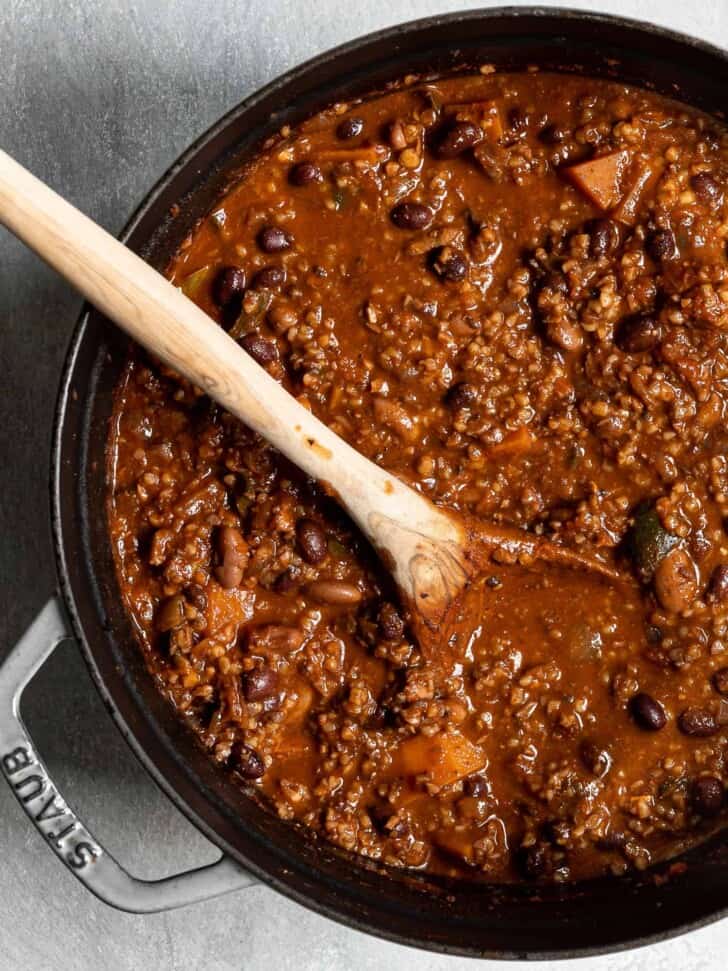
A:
48;5;728;958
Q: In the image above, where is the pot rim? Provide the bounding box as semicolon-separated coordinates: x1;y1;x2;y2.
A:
49;6;728;958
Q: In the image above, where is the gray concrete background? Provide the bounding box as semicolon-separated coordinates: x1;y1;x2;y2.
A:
1;1;727;968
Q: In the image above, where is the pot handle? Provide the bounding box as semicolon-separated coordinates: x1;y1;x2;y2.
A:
0;598;257;913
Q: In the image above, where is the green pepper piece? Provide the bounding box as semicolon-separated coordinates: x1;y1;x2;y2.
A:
179;265;212;299
627;504;679;582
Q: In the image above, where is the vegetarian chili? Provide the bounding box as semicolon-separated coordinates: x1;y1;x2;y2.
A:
108;70;728;882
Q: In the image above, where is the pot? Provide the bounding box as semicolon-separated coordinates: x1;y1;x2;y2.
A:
4;7;728;959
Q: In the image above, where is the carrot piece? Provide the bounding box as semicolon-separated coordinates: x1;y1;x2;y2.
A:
393;731;486;787
489;426;535;457
206;581;254;631
563;150;631;210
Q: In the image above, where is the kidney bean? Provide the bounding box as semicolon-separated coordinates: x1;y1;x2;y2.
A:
215;525;248;589
433;120;483;159
678;707;719;737
243;665;278;702
296;518;328;564
653;547;698;613
336;117;364;140
156;594;186;632
629;692;667;731
692;776;724;816
691;171;722;206
445;381;478;409
390;201;433;231
253;265;286;289
616;314;661;353
233;742;265;779
306;579;363;605
289;161;323;186
429;245;468;282
588;218;622;259
712;666;728;696
378;602;404;640
258;225;293;253
707;564;728;603
647;228;678;262
274;565;301;593
213;266;246;307
539;122;567;144
240;333;278;365
579;740;612;778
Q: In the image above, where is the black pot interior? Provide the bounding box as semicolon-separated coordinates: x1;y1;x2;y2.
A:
53;8;728;958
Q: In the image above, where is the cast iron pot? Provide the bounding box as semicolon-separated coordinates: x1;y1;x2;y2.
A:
4;7;728;960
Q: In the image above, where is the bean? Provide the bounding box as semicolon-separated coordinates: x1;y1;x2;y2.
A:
588;218;622;259
616;314;661;353
463;775;490;798
390;201;433;231
336;117;364;140
233;742;265;780
507;106;529;140
707;564;728;603
678;707;719;737
296;518;328;565
433;120;483;159
629;692;667;731
258;225;293;253
378;602;404;640
692;776;724;816
647;228;678;262
429;245;468;282
274;566;301;593
653;547;698;613
516;843;552;879
289;161;322;186
712;666;728;696
691;171;722;206
213;266;246;307
445;381;478;409
539;122;567;145
248;624;304;654
546;317;584;352
253;264;286;289
240;333;278;366
243;665;278;702
306;579;363;605
156;594;186;632
215;525;248;589
580;740;612;778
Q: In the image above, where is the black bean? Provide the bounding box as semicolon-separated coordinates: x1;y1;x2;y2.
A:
588;218;623;259
712;666;728;696
516;843;552;879
692;776;724;816
433;120;483;159
257;225;293;253
156;595;186;632
629;692;667;731
707;564;728;603
390;201;433;231
233;742;265;779
580;740;612;778
506;106;529;140
240;333;278;365
647;228;678;262
213;266;246;307
678;707;719;737
691;171;723;206
242;666;278;702
378;602;405;640
253;264;286;289
428;245;468;282
289;161;322;186
296;517;328;564
646;624;663;644
336;117;364;140
463;775;489;798
445;381;478;409
615;314;662;354
539;122;567;145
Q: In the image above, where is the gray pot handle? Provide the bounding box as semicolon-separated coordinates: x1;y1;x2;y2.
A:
0;597;257;913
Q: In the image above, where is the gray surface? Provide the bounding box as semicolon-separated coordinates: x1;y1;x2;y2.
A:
1;0;726;967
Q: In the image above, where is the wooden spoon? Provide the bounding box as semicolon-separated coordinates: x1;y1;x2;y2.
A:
0;150;619;649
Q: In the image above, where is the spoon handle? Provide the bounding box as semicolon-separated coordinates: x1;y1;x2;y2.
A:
0;149;465;616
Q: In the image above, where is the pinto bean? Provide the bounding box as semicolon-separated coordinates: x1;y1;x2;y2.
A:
306;580;363;605
232;742;265;779
653;547;698;612
156;594;186;632
215;526;248;589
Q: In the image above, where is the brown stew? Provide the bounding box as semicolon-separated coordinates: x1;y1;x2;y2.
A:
108;71;728;882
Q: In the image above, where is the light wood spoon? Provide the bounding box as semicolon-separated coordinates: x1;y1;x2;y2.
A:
0;149;619;651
